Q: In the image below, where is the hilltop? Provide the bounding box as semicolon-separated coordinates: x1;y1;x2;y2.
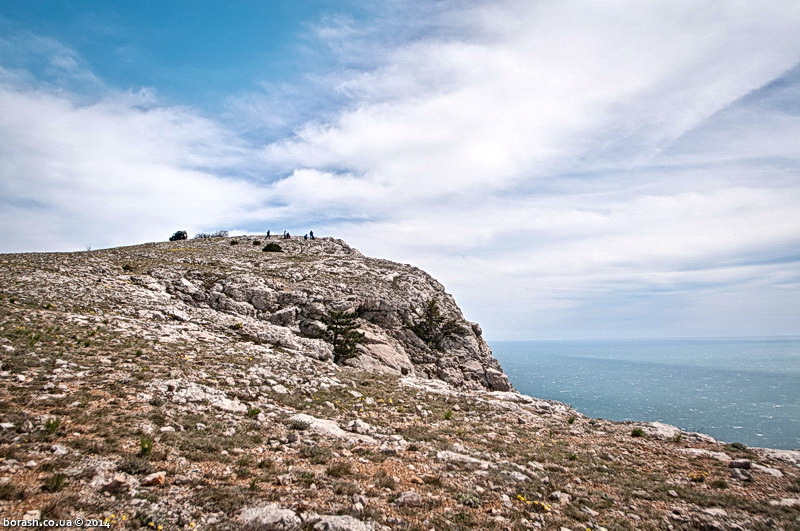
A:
0;236;798;530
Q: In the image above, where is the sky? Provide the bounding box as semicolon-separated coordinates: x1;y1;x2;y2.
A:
1;1;799;340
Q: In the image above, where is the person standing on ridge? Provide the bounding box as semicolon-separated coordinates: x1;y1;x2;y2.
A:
266;230;270;239
309;230;315;240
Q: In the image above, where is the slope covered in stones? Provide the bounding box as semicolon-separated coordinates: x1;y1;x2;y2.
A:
0;236;509;392
0;235;799;530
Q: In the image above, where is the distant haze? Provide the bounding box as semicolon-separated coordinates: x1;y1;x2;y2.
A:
1;1;799;339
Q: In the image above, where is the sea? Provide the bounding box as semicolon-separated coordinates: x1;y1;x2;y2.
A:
490;338;800;450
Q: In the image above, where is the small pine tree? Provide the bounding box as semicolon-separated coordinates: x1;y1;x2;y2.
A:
411;299;459;350
325;310;365;364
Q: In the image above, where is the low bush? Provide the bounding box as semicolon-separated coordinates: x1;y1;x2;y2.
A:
118;456;153;476
262;243;282;252
326;461;354;478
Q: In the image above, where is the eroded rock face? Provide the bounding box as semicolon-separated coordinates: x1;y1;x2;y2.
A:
5;236;511;391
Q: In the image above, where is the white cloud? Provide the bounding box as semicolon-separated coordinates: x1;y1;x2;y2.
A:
0;81;267;251
1;1;799;338
256;0;800;338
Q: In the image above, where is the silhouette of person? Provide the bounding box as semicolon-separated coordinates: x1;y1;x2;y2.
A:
309;230;315;240
304;234;308;240
266;230;270;239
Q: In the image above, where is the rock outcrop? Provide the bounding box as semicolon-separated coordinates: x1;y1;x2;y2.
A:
2;236;511;391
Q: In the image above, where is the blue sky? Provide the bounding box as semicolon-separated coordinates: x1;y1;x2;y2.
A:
1;1;799;340
1;1;358;104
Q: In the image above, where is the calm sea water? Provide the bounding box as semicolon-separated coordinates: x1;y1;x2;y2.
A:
490;338;800;450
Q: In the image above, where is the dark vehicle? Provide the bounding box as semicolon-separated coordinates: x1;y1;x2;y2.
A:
169;230;188;241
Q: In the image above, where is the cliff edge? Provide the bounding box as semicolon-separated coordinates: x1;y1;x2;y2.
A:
1;236;510;392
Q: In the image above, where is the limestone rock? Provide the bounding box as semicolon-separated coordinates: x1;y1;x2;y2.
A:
308;514;376;531
680;448;731;462
643;421;681;440
157;238;511;390
436;450;494;469
730;468;753;482
288;413;376;445
752;463;783;477
141;471;166;486
395;491;424;507
769;498;800;507
100;473;138;493
240;503;301;529
729;459;751;469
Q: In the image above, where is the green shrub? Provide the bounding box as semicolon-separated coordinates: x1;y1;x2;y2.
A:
262;243;282;252
139;436;154;456
567;415;577;425
374;470;396;489
42;473;67;492
333;481;359;495
456;491;482;508
44;417;61;434
300;445;332;464
443;410;454;420
118;456;153;476
630;427;645;438
287;418;310;430
246;407;261;419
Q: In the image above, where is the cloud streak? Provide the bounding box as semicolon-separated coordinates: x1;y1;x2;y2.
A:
1;0;799;338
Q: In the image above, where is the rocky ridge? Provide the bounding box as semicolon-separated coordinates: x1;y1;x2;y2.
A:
0;235;798;530
2;236;509;393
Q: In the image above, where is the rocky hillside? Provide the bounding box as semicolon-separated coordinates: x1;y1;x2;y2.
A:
0;235;799;530
1;236;509;393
